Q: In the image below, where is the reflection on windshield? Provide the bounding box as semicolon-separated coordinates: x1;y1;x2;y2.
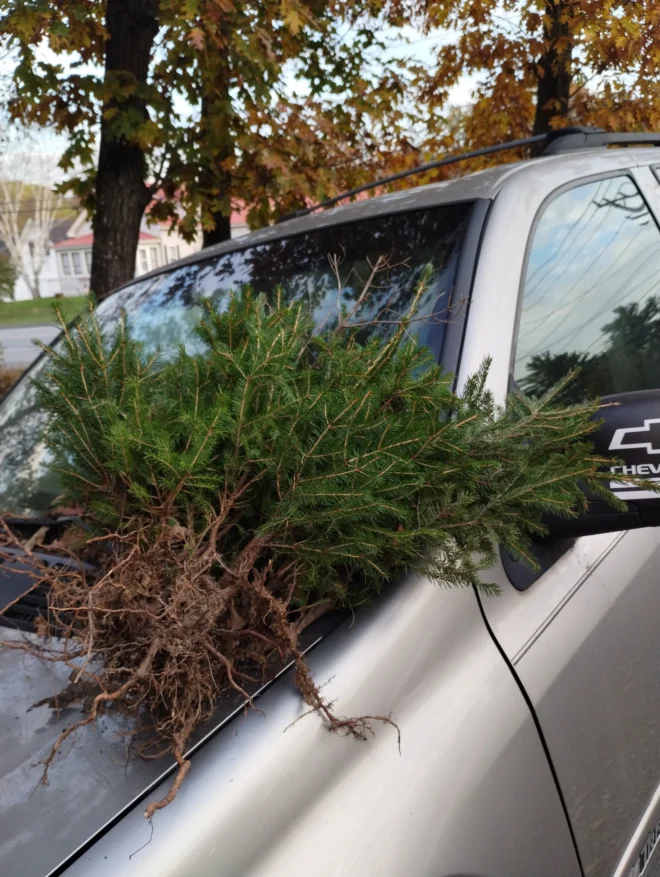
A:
0;365;56;514
0;204;472;515
0;278;159;516
514;176;660;404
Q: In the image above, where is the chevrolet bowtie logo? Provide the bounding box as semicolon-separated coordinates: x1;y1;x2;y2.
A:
609;419;660;455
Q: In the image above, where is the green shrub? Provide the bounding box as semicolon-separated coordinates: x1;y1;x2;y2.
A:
4;289;629;816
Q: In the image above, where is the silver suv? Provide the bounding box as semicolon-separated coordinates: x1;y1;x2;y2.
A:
3;128;660;877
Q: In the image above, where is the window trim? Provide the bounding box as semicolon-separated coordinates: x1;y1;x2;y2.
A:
138;247;149;274
439;199;492;385
60;252;72;276
71;250;83;276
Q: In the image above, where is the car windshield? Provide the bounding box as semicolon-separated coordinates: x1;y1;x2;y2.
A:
0;203;473;516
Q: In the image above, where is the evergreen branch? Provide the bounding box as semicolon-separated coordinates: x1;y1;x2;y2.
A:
13;287;633;820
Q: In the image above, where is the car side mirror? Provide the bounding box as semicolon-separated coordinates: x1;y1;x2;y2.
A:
549;389;660;537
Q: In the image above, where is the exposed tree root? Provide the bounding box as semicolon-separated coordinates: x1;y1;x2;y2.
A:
36;639;162;786
0;517;397;815
293;657;401;750
144;749;191;819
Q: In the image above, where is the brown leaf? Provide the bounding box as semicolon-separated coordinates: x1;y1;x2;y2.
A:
50;526;89;553
24;526;50;552
34;616;50;638
188;27;205;50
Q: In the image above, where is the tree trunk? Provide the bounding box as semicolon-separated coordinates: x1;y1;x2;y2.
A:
90;0;159;302
531;0;575;150
199;75;235;249
203;209;232;249
26;256;39;300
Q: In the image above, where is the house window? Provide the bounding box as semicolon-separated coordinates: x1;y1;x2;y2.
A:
138;248;149;274
167;245;180;264
60;252;72;276
85;250;92;274
149;247;159;270
71;251;83;275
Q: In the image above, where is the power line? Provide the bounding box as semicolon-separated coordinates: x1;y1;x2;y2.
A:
519;211;637;335
515;211;630;357
523;179;607;291
517;243;660;364
518;178;651;338
556;249;660;350
522;179;616;309
521;186;614;308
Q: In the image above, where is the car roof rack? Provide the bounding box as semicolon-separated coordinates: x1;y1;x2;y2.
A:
277;125;660;223
544;126;660;154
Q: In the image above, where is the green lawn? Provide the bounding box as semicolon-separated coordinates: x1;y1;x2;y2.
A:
0;296;89;328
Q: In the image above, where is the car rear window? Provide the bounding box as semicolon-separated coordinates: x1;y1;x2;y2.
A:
0;203;473;516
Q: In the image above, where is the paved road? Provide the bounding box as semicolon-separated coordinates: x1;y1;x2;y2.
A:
0;324;59;368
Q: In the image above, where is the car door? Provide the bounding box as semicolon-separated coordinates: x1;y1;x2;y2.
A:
466;162;660;877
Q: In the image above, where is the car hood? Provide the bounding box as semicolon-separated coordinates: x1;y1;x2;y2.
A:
0;547;337;877
0;543;181;877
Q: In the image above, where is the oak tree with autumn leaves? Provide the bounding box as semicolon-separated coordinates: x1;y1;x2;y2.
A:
2;1;660;301
0;0;416;299
417;0;660;164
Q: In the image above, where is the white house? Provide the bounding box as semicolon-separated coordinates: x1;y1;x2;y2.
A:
10;217;72;300
7;204;250;302
52;209;202;298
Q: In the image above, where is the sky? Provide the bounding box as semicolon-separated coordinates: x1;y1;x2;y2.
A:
378;25;478;105
1;21;478;165
514;176;660;380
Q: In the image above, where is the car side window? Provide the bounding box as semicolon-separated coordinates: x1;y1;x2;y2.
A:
505;174;660;590
513;175;660;404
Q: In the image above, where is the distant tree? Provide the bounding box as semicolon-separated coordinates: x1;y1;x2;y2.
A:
0;255;17;301
601;297;660;393
518;296;660;402
0;1;417;299
0;153;67;300
519;350;600;403
416;1;660;166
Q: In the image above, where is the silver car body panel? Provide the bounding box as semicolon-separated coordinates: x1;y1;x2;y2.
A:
0;628;178;876
60;576;580;877
463;148;660;877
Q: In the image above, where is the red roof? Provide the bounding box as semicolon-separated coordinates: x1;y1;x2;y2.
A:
231;205;249;225
146;191;249;227
56;231;159;249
